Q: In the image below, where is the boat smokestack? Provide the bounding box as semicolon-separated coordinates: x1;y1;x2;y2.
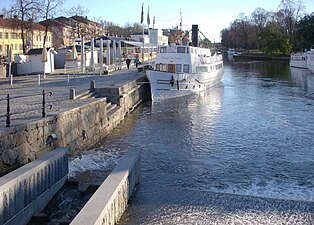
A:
192;24;199;47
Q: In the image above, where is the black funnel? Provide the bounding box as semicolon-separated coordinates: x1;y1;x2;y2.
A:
192;25;199;47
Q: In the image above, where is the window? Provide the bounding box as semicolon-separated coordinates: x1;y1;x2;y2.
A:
15;44;18;50
177;47;185;53
176;64;182;73
11;33;14;39
196;66;208;73
168;64;175;73
156;64;160;71
168;46;176;53
160;47;167;53
5;33;9;39
161;64;167;71
183;64;189;73
215;63;223;70
0;32;2;39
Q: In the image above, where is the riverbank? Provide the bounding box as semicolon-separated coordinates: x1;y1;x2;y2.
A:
232;52;290;62
0;68;150;175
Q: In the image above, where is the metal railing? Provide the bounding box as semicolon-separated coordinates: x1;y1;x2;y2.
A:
0;89;52;127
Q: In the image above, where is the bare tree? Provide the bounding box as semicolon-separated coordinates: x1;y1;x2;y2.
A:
132;22;143;34
39;0;65;47
11;0;39;53
277;0;305;50
251;7;269;32
233;13;252;51
66;4;89;17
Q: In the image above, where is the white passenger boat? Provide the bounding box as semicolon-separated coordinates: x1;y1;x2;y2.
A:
290;52;307;69
307;48;314;73
146;26;224;101
290;48;314;73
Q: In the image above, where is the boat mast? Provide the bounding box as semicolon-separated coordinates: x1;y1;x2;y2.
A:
180;8;182;31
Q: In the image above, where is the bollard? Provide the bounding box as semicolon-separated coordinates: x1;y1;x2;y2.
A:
64;64;67;74
67;74;70;85
10;74;13;85
70;88;75;100
6;94;10;127
90;80;95;92
38;74;41;85
42;89;46;117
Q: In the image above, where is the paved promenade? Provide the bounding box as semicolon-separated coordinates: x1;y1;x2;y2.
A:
0;67;146;130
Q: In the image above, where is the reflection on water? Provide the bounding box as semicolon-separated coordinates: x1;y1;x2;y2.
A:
290;67;314;93
71;60;314;224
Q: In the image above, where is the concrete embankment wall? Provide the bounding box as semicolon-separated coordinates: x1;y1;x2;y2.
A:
0;78;149;175
70;149;141;225
0;148;68;225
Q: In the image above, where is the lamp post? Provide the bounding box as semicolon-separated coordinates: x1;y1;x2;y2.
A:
41;46;48;79
71;44;78;79
8;46;13;85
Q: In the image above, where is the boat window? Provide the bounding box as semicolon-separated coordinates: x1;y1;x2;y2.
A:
161;64;167;71
196;66;208;72
168;64;176;73
215;63;223;70
183;64;190;73
156;64;160;71
168;46;176;53
176;64;182;73
160;47;167;53
177;47;185;53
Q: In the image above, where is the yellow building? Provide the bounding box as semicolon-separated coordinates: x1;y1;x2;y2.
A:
0;18;23;56
0;17;52;57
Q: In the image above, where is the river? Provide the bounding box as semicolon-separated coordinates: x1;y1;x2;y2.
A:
67;58;314;224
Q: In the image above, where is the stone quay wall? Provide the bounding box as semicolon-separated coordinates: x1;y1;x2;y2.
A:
0;80;149;175
0;148;68;225
70;149;141;225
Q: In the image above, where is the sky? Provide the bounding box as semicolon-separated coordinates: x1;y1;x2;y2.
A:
1;0;314;42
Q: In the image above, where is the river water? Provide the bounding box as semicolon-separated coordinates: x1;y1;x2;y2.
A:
68;58;314;224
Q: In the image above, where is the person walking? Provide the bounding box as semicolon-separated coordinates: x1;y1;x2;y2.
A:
126;57;131;69
134;57;139;68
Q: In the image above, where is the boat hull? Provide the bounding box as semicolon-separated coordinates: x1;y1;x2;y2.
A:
307;54;314;73
290;60;307;69
290;50;314;73
147;68;224;101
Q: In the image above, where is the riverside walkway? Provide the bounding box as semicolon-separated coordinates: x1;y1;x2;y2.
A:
0;67;146;130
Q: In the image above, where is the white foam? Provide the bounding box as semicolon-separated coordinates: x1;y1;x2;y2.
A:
212;179;314;202
68;149;122;178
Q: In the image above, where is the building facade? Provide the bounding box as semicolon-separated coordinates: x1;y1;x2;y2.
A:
40;18;77;49
0;18;23;56
0;17;52;56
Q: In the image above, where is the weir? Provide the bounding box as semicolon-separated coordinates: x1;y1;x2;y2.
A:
70;149;141;225
0;148;68;225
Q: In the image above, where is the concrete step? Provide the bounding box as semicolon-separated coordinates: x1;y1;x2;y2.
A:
106;102;120;117
76;91;99;100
